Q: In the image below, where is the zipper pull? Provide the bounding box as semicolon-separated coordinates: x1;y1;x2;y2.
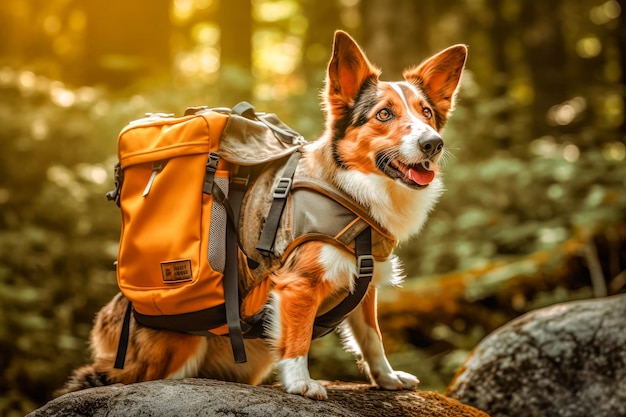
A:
142;161;164;197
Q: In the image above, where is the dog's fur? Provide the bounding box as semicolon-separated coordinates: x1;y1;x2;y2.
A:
62;31;466;400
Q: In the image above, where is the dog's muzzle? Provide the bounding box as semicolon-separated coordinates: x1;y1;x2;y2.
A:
419;133;444;159
375;153;437;189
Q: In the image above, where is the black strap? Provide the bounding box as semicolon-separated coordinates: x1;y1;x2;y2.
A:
114;300;133;369
256;150;302;255
221;184;247;363
133;304;227;334
312;227;373;338
204;151;246;362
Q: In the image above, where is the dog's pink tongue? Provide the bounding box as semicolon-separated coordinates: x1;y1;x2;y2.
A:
406;167;435;185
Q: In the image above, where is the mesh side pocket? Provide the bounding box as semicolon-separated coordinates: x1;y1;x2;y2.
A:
208;176;228;273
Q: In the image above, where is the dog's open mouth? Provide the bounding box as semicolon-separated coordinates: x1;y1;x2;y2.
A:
376;153;436;189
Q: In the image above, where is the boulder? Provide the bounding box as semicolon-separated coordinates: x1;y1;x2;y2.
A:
28;379;488;417
447;294;626;417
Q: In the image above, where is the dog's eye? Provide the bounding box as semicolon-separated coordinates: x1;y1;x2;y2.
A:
376;108;394;122
423;107;432;119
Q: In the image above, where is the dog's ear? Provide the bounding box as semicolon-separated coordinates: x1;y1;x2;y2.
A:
326;31;380;106
403;45;467;124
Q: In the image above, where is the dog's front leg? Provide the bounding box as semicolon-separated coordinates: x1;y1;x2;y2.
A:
269;244;330;400
345;286;420;390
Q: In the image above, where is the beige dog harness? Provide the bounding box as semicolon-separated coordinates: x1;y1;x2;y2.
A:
237;153;397;338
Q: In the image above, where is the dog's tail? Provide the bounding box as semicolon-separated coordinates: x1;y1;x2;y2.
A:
56;365;112;396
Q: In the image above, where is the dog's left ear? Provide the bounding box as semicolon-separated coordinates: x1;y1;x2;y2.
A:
404;45;467;124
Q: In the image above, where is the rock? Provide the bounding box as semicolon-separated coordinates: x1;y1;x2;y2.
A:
447;294;626;417
28;379;488;417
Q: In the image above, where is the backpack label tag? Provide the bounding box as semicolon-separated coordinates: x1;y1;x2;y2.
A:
160;259;193;283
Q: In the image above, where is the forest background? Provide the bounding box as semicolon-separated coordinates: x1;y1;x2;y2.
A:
1;1;625;415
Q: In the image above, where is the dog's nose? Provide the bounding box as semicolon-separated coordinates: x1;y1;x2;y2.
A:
419;133;444;156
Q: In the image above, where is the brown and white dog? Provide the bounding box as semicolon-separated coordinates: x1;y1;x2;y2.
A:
63;31;466;400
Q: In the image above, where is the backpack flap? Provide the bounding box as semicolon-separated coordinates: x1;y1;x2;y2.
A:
118;112;227;167
115;111;231;322
217;104;306;166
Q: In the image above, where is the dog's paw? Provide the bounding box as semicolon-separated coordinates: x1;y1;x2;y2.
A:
375;370;420;391
283;378;328;400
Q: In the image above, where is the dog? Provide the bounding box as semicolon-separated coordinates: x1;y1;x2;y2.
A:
62;31;466;400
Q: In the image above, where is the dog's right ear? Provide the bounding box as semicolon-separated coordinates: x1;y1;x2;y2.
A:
403;45;467;127
326;31;380;107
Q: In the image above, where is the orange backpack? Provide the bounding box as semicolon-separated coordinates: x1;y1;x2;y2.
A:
107;103;305;365
107;102;388;369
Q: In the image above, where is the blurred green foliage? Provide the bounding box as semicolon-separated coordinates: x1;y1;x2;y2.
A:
0;73;118;415
1;0;625;415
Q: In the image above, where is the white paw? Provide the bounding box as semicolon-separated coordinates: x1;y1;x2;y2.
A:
283;378;328;400
375;370;420;391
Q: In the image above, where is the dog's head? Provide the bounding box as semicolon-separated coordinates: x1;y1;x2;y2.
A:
323;31;467;191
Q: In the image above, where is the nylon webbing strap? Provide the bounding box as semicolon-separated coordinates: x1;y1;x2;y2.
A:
232;101;256;119
256;150;302;255
222;185;247;363
312;226;374;338
114;300;133;369
202;153;220;195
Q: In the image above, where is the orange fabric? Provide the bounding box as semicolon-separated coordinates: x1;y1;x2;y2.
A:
116;112;230;319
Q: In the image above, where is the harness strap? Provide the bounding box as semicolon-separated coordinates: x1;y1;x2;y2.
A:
256;150;302;255
312;226;373;338
292;177;396;244
113;300;133;369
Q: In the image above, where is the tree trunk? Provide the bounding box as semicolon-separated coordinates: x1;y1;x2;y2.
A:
82;0;170;88
360;0;431;79
519;0;569;139
217;0;253;104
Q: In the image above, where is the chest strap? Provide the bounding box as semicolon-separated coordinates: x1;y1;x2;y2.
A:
242;226;374;340
312;226;373;338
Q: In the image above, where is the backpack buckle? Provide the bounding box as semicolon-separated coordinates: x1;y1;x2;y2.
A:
206;152;219;173
356;255;374;279
203;153;220;195
106;162;123;207
232;166;252;190
273;178;292;199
